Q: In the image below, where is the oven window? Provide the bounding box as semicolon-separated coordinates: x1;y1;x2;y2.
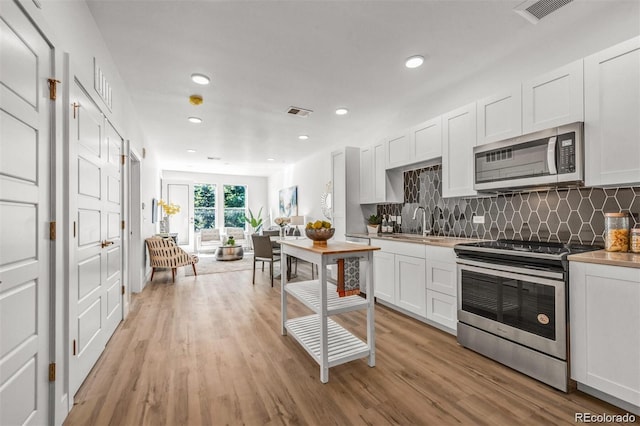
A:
461;269;556;340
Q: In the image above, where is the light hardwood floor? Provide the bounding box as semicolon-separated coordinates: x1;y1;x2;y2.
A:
64;263;635;425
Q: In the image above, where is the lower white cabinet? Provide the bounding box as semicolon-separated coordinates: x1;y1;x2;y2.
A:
373;240;426;318
426;246;458;333
570;262;640;412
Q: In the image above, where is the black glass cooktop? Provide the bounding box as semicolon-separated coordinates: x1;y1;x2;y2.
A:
455;239;601;259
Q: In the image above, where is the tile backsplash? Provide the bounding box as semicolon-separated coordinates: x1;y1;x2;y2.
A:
378;165;640;245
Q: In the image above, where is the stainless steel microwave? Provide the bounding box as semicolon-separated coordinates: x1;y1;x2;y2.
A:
473;122;583;192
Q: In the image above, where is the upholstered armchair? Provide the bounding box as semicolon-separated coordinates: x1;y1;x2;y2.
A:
196;228;222;252
224;227;248;247
145;237;199;283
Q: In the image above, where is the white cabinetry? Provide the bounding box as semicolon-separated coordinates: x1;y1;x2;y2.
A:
442;102;477;198
477;87;522;145
373;240;426;318
426;246;458;333
522;59;584;133
385;117;443;169
360;141;403;204
570;262;640;413
584;36;640;187
332;147;367;240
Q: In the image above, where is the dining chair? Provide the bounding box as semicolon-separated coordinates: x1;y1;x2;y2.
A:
252;234;281;287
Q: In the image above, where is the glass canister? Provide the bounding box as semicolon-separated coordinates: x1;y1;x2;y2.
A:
630;227;640;253
604;212;630;252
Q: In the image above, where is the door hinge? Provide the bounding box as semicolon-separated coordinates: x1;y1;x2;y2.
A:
48;363;56;381
121;220;125;230
121;285;125;295
72;339;77;356
49;221;56;240
121;154;126;165
72;102;79;119
47;78;61;100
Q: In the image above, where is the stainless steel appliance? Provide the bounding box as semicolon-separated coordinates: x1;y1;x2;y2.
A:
454;240;600;391
474;122;583;192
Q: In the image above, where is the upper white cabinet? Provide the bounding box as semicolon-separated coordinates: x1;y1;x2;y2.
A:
412;116;443;162
522;59;584;133
360;141;403;204
570;261;640;411
477;87;522;145
584;36;640;187
385;116;443;169
386;133;411;169
442;102;477;198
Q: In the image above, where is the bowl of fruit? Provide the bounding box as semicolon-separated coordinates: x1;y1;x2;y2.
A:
305;220;335;246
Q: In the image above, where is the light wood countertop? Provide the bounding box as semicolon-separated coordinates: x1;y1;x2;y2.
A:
346;233;484;248
278;238;380;254
568;250;640;269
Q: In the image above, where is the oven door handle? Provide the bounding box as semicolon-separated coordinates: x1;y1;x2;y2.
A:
456;258;564;281
457;262;565;288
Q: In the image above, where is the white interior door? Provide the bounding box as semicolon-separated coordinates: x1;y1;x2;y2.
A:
0;1;53;424
68;79;122;396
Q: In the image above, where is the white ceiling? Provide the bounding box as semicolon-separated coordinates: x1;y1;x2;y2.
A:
85;0;624;177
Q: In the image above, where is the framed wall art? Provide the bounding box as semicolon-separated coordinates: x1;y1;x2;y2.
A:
278;185;298;217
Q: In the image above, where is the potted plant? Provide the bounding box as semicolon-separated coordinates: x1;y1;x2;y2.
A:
366;214;381;235
244;207;264;232
226;236;236;246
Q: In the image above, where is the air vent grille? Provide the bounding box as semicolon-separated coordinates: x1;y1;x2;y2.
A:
286;106;313;117
514;0;573;24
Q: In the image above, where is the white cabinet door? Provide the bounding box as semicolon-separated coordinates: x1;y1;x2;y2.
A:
359;146;374;203
386;133;411;169
373;142;386;202
523;59;584;133
570;262;640;408
426;291;457;332
442;102;477;198
584;36;640;187
426;259;457;297
477;87;522;145
395;255;426;317
412;116;442;162
373;251;395;303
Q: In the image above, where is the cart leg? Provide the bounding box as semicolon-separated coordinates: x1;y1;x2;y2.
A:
281;252;288;336
367;252;376;367
321;365;329;383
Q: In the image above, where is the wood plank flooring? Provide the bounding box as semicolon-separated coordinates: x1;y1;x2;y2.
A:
64;263;636;425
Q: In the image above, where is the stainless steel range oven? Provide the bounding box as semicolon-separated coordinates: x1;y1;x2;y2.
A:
454;240;600;391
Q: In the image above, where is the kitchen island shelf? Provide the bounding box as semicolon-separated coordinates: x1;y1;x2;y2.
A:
285;315;370;367
279;239;380;383
284;280;368;315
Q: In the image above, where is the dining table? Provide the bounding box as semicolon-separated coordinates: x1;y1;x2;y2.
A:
270;235;308;280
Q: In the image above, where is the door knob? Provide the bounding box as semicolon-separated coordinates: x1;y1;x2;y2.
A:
101;240;114;248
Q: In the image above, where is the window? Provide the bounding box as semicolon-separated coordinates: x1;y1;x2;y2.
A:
193;183;216;231
223;185;246;228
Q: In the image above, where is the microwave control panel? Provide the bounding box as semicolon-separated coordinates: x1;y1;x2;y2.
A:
557;132;576;174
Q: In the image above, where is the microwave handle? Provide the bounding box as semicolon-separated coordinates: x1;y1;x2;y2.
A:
547;136;557;175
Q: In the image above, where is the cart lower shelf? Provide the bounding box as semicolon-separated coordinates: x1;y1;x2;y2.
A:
285;314;371;368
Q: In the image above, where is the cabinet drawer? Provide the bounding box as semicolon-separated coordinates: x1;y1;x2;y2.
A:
372;239;425;258
426;259;457;296
427;290;457;333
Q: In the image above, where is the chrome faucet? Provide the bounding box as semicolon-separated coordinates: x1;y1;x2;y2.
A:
412;206;429;236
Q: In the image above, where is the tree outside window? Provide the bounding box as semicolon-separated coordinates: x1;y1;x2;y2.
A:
224;185;246;228
194;184;216;231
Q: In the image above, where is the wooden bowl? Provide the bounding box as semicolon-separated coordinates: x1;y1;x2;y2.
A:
305;228;335;246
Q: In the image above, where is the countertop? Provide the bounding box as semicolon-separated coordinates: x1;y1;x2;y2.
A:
346;233;484;249
279;238;380;254
567;250;640;269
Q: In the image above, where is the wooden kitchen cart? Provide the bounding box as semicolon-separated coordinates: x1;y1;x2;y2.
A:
279;239;380;383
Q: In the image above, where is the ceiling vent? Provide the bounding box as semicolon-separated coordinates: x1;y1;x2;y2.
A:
286;106;313;117
207;156;221;161
514;0;573;24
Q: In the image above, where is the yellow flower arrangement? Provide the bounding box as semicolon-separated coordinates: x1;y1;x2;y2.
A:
158;199;181;216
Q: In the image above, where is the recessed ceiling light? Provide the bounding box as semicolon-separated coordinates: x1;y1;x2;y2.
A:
188;116;202;123
335;108;349;116
298;135;309;140
267;158;275;161
187;149;196;153
191;73;210;85
405;55;424;69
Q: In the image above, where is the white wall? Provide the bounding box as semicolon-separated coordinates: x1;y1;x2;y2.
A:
162;170;269;229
